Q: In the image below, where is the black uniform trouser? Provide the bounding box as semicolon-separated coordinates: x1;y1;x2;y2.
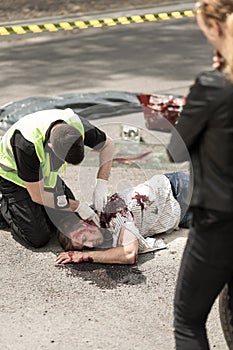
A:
174;208;233;350
0;176;75;248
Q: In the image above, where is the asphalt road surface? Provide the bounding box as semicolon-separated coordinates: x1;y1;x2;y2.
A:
0;3;228;350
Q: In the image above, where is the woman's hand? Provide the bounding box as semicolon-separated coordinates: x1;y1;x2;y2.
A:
212;50;225;71
55;251;93;264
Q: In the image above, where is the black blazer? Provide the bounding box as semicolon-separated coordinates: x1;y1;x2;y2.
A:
168;70;233;212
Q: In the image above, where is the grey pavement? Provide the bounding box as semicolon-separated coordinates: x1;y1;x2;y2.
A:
0;3;228;350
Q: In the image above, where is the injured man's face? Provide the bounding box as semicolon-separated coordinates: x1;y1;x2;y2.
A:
70;222;104;249
58;213;104;250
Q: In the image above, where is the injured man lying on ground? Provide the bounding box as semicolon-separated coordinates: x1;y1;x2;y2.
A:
55;172;192;265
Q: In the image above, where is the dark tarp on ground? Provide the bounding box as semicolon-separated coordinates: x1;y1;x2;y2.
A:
0;91;142;133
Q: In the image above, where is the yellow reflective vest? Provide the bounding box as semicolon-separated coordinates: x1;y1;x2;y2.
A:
0;108;84;189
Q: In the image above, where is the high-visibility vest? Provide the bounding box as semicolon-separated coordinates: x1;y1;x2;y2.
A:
0;108;84;189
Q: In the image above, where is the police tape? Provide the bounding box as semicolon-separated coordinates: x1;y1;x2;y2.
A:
0;10;195;36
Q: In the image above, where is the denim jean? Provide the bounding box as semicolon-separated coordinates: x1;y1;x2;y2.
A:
165;172;192;228
174;207;233;349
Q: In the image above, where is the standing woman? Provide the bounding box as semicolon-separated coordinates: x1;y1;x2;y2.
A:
168;1;233;349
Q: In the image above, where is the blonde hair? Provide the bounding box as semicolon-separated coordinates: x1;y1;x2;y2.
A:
196;1;232;22
225;13;233;81
197;1;233;81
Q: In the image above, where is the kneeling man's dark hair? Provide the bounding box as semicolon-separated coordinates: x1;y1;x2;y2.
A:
50;123;84;165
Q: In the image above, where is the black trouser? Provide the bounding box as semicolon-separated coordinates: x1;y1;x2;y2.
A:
0;176;75;248
174;208;233;349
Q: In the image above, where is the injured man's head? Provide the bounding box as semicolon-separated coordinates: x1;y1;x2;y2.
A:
57;213;105;251
57;194;133;252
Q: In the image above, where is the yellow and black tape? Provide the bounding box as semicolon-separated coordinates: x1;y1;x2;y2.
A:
0;10;195;36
